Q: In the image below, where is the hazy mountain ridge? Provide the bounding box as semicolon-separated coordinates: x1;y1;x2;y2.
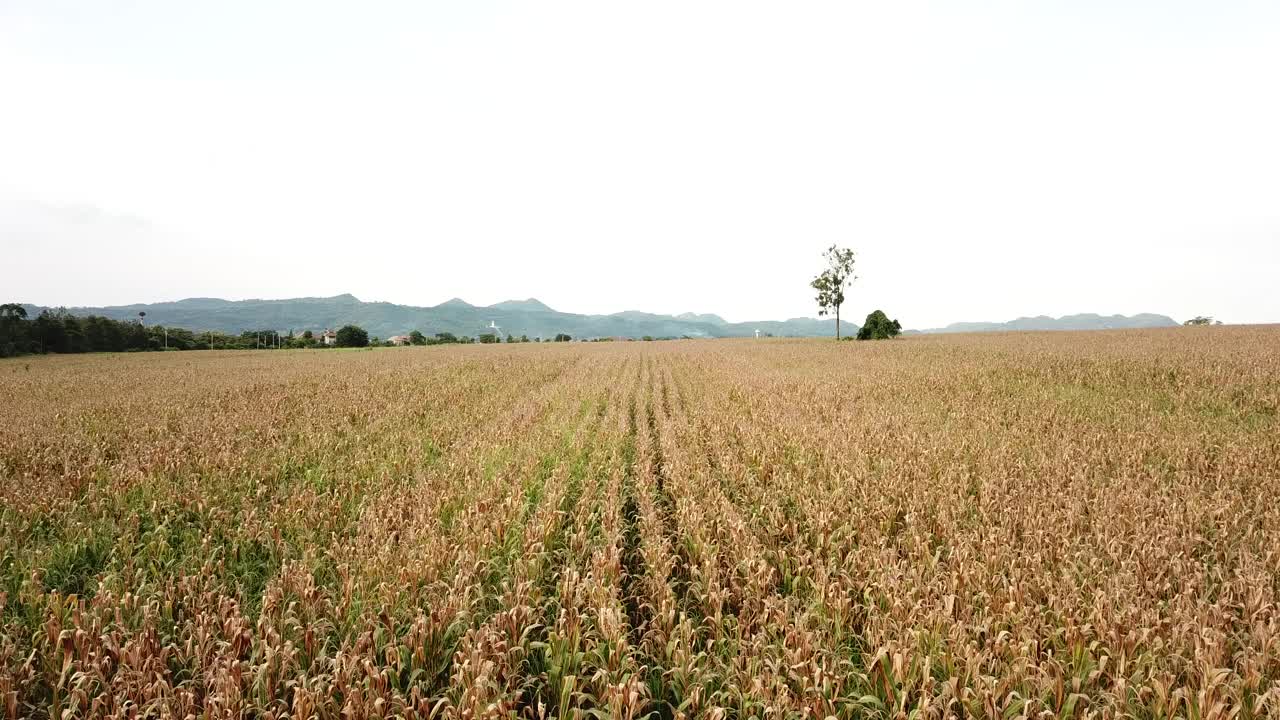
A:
917;313;1180;334
491;298;556;312
19;296;1180;340
20;295;841;339
676;312;728;325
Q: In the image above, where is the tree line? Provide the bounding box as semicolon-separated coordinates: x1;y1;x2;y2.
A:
0;306;586;357
328;327;577;347
0;305;307;357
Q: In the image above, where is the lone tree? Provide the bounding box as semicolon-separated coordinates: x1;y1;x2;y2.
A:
810;245;857;340
857;310;902;340
335;325;369;347
1183;316;1222;326
409;330;427;345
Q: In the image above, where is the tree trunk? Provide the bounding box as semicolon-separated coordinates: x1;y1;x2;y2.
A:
836;305;841;340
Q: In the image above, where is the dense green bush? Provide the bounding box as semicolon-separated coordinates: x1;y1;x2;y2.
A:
857;310;902;341
335;325;369;347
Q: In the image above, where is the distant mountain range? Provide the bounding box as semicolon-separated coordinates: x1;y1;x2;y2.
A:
913;313;1179;334
18;295;1181;339
20;295;839;339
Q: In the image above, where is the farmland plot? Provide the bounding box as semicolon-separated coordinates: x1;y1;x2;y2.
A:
1;328;1278;718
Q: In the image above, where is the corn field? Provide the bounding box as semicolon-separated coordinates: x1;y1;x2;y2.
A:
2;328;1278;719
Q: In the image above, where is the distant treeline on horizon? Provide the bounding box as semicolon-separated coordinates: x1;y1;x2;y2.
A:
0;305;317;356
0;305;612;357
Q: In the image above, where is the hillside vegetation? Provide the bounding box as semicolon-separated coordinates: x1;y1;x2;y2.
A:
22;295;1181;340
21;295;842;340
919;312;1179;333
1;328;1277;717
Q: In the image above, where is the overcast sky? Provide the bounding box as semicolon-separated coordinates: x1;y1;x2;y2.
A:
2;1;1278;327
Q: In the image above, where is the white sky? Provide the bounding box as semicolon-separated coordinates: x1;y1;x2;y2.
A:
2;1;1278;327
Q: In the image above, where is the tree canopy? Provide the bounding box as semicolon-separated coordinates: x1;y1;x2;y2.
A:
810;246;857;339
335;325;369;347
857;310;902;341
1183;316;1222;326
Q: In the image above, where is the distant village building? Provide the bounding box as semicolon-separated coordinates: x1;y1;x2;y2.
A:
387;335;411;346
320;329;338;346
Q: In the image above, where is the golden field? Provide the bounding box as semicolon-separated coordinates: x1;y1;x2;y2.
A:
1;328;1278;719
